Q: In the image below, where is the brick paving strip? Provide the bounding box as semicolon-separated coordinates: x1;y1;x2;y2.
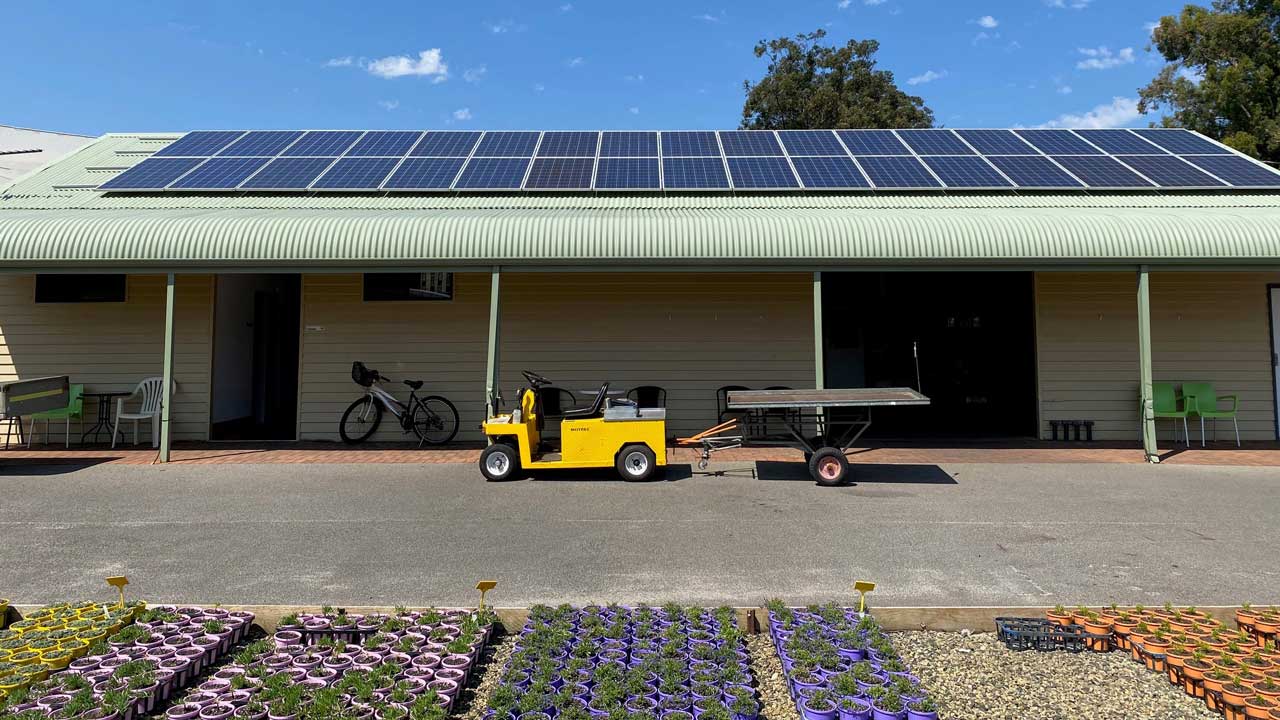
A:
3;440;1280;465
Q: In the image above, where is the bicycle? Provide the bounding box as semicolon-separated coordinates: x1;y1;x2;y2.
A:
339;361;460;445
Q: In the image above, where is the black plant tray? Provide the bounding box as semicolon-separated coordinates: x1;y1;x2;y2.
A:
995;617;1108;653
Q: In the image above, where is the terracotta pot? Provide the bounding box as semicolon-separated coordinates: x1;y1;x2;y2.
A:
1238;608;1261;627
1046;610;1072;627
1222;683;1253;709
1129;632;1151;662
1204;674;1230;712
1083;619;1114;653
1143;638;1171;672
1183;660;1211;699
1165;648;1191;685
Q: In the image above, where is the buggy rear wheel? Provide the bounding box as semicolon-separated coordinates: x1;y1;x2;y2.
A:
616;444;657;482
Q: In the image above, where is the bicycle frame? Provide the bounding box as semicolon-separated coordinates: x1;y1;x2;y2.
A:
366;383;411;422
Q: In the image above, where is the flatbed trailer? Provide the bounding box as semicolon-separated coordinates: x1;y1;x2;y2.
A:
720;387;931;485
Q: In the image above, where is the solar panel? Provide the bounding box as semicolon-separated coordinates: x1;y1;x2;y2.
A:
474;132;541;157
595;158;660;189
896;129;974;156
1132;129;1231;155
151;131;245;157
836;130;910;155
1181;155;1280;187
346;131;423;157
383;157;467;190
454;158;531;189
778;131;846;156
536;132;599;158
599;132;659;158
1075;130;1163;155
726;157;799;188
311;157;400;190
1118;155;1226;187
169;157;270;190
99;158;204;190
719;131;784;157
854;156;942;188
955;130;1037;156
660;132;721;157
239;157;335;190
985;156;1083;188
922;156;1012;188
790;156;870;189
281;131;363;157
217;131;303;157
1014;129;1101;156
1051;156;1153;187
662;157;729;189
525;158;595;189
411;132;482;158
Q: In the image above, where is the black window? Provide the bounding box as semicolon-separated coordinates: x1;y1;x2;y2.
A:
363;272;454;302
34;274;127;303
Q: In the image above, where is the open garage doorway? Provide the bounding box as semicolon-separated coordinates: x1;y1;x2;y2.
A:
823;272;1037;438
210;275;301;441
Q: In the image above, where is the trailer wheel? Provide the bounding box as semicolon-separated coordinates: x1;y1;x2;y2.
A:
808;447;850;486
480;443;520;482
616;444;657;482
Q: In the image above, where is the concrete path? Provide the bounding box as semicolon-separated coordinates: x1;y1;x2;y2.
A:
1;459;1275;608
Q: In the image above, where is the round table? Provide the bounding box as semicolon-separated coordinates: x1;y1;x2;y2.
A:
81;391;132;444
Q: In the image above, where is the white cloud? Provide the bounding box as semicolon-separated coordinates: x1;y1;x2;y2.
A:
624;73;645;82
453;108;472;121
972;31;999;44
532;83;546;92
1046;0;1093;8
975;15;998;28
694;11;726;22
559;3;573;10
1076;46;1136;70
628;107;640;115
486;19;524;33
1038;96;1141;129
1058;85;1073;94
837;0;851;7
567;56;585;68
463;65;487;83
365;49;448;81
864;0;887;6
377;99;399;111
324;56;354;67
907;69;947;85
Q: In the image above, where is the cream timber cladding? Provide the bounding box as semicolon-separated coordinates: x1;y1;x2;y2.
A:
0;274;213;442
298;272;815;443
1036;271;1280;441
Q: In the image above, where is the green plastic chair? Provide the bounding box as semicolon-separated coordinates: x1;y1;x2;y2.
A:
1182;382;1240;447
1151;382;1189;447
28;383;85;448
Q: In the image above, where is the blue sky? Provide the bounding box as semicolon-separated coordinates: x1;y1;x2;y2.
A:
8;0;1185;135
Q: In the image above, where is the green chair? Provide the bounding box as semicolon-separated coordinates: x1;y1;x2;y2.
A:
27;383;85;448
1182;381;1240;447
1151;382;1189;447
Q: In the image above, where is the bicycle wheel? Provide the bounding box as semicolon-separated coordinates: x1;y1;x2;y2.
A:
339;396;382;444
411;395;460;444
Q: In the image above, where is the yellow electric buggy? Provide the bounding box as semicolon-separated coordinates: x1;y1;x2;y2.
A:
479;370;667;481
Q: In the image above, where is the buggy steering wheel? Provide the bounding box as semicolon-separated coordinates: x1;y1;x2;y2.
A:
522;370;553;388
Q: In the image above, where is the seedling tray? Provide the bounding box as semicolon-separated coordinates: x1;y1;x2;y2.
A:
995;617;1108;653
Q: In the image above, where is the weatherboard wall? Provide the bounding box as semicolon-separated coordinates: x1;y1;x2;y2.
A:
1036;272;1280;441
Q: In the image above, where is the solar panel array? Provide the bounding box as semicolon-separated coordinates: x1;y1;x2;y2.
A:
100;128;1280;192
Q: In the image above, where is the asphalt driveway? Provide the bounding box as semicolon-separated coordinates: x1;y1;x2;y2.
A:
0;458;1275;607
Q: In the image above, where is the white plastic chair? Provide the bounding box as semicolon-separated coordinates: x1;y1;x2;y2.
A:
112;377;168;448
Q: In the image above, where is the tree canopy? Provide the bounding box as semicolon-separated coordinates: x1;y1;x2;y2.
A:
1139;0;1280;161
741;29;934;130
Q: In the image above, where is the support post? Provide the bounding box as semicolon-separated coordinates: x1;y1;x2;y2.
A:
1137;265;1158;463
158;273;177;463
484;267;502;422
813;271;825;391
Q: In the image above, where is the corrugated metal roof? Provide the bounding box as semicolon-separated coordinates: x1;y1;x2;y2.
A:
2;134;1279;269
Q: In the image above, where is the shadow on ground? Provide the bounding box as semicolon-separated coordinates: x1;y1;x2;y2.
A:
0;459;116;475
754;461;957;485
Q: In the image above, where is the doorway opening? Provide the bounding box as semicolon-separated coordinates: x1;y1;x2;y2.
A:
210;275;301;441
823;272;1038;438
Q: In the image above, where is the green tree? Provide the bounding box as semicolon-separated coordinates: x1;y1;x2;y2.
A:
741;29;933;130
1139;1;1280;161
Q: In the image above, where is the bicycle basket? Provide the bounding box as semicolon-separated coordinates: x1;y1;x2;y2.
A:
352;361;376;387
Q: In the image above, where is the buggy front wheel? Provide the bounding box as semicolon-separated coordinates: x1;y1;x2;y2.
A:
339;396;382;444
411;396;460;444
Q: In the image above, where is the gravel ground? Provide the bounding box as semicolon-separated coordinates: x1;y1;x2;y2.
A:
892;632;1219;720
747;633;801;720
460;632;516;720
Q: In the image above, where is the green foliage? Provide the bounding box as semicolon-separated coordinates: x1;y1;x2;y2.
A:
1140;1;1280;161
741;29;933;130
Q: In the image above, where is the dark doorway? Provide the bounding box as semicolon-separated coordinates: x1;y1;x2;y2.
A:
823;272;1037;437
210;275;301;441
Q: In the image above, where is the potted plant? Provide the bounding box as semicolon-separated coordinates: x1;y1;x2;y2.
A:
836;697;871;720
1046;605;1072;627
1244;695;1276;720
906;697;938;720
800;690;837;720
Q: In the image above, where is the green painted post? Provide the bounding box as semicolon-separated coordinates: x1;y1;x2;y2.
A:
1137;265;1158;463
484;267;502;423
813;271;824;391
158;273;177;463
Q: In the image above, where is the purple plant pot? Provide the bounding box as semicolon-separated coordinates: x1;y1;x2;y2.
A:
869;705;902;720
411;652;442;670
837;700;872;720
167;703;205;720
905;709;936;720
273;631;302;648
800;699;838;720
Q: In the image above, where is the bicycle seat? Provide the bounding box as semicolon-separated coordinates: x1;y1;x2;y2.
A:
403;380;424;390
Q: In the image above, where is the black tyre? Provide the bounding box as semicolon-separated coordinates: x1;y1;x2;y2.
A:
411;395;460;445
480;443;520;482
339;396;382;444
808;447;850;486
616;444;657;482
